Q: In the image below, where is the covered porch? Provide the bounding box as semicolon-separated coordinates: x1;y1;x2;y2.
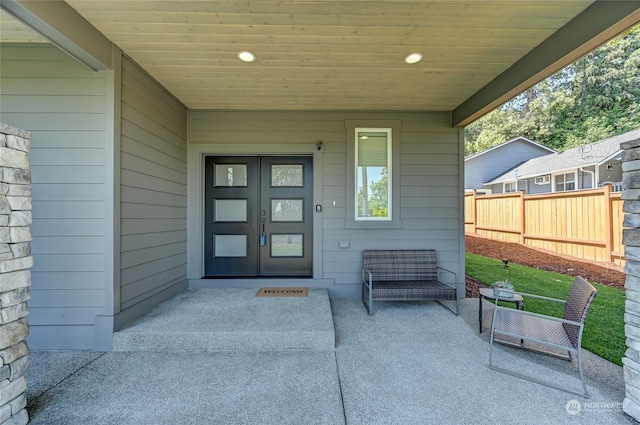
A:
1;1;640;423
26;292;627;424
1;0;637;348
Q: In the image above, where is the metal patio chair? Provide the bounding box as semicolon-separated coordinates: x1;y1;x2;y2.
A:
488;276;597;398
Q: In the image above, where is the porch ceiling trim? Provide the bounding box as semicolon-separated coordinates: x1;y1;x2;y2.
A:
3;1;640;126
1;0;112;70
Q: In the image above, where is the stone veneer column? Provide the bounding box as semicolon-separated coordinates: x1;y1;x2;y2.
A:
0;124;33;425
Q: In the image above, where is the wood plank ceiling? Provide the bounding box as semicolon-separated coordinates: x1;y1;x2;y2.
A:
14;1;597;111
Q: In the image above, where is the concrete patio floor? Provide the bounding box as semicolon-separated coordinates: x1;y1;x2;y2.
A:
25;291;632;424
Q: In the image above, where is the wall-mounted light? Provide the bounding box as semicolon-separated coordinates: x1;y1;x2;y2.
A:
606;163;614;171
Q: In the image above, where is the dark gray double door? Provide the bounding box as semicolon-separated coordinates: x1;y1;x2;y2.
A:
204;156;313;277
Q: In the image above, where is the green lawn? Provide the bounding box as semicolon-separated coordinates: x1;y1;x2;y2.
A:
466;252;626;366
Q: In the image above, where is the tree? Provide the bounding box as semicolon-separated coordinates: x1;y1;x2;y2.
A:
368;167;389;217
465;24;640;155
357;167;388;218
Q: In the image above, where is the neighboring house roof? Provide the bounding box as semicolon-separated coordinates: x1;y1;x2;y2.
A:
464;136;555;190
464;136;555;162
486;128;640;185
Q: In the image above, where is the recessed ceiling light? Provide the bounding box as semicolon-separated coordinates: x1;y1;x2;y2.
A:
237;51;256;62
404;53;423;64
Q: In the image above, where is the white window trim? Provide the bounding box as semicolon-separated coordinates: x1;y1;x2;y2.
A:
553;170;577;192
503;181;517;193
345;120;402;229
354;127;392;221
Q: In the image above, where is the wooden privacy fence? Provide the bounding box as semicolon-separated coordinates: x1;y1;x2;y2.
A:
464;185;625;267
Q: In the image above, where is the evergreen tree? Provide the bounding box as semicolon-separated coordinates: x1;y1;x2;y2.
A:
465;25;640;156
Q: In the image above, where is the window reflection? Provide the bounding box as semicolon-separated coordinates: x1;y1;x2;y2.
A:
271;165;303;187
271;234;303;257
215;199;247;222
214;235;247;257
271;199;303;222
215;164;247;187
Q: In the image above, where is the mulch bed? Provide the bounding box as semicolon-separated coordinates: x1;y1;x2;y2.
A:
465;234;626;298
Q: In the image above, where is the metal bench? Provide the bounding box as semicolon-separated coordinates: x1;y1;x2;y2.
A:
361;249;458;315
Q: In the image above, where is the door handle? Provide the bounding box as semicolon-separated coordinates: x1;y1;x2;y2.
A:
260;210;266;246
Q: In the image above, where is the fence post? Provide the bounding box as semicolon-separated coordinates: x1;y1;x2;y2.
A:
519;190;525;244
604;184;614;263
471;189;477;233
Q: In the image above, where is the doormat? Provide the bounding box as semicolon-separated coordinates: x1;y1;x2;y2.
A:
256;287;309;297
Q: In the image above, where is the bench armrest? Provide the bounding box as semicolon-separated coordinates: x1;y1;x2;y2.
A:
362;267;373;289
436;266;457;286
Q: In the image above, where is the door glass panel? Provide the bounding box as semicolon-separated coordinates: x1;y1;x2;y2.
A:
215;199;247;222
215;164;248;187
271;199;303;222
215;234;247;257
271;164;303;187
271;234;303;257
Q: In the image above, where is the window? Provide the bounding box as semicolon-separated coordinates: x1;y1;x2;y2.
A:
345;120;401;229
355;128;391;220
554;172;576;192
504;182;517;193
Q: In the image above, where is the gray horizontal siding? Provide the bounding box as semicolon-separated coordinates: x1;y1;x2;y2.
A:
0;43;108;348
120;56;188;310
0;113;107;131
32;236;104;254
326;113;461;286
28;307;104;325
190;111;462;291
30;271;105;290
31;218;104;236
0;78;106;95
28;326;97;350
32;183;106;201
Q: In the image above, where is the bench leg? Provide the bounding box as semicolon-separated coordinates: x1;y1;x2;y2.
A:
435;299;458;315
363;299;372;315
362;283;373;315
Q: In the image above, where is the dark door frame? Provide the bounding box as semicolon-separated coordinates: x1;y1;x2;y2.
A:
203;155;313;278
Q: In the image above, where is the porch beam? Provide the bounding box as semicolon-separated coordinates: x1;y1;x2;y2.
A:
452;0;640;127
0;0;112;70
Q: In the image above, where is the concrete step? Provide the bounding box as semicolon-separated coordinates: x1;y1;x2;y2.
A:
113;288;335;351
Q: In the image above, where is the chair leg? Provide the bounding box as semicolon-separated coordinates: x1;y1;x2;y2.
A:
488;341;589;398
577;348;589;398
488;311;498;367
